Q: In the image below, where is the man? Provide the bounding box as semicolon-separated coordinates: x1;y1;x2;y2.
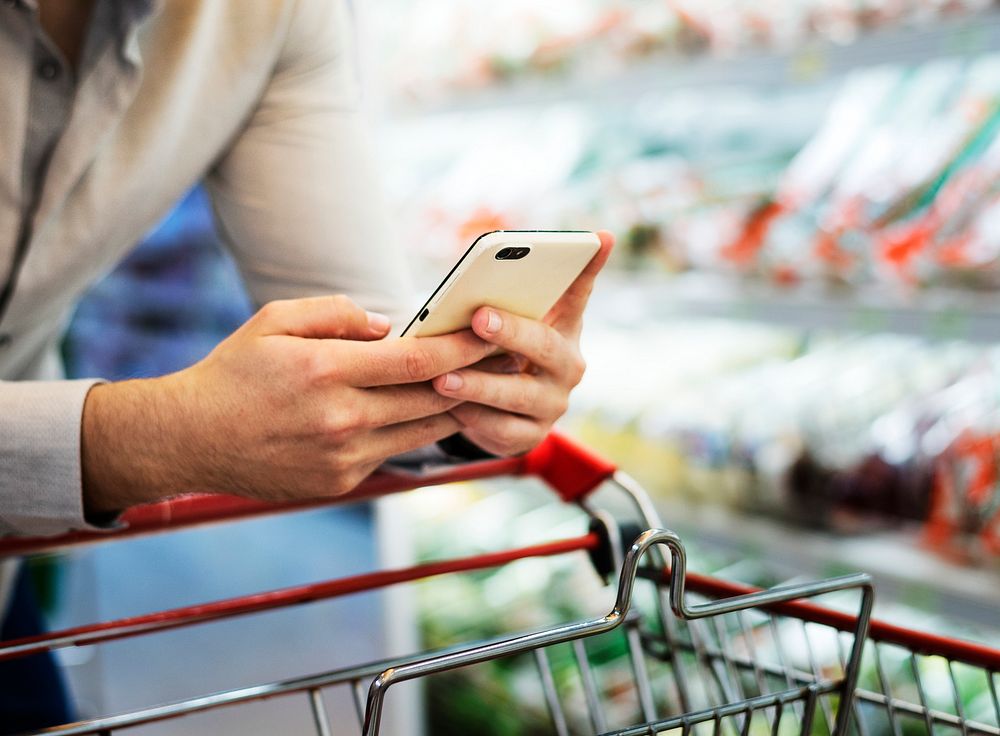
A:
2;0;612;726
2;0;611;532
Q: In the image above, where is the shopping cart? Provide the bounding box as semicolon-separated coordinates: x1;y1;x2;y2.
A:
1;433;997;736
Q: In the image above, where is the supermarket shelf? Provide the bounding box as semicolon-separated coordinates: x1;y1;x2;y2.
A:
595;271;1000;342
389;8;1000;117
654;498;1000;632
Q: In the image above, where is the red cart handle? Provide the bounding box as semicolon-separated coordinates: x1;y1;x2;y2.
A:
0;431;617;557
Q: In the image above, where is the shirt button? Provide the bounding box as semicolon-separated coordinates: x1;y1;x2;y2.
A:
37;58;61;81
0;334;11;348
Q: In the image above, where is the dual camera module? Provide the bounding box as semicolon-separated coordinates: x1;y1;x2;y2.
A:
495;246;530;260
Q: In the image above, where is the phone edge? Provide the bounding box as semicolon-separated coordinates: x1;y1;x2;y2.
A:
398;230;599;338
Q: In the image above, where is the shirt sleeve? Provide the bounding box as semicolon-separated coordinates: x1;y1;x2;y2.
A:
0;378;109;536
204;0;414;323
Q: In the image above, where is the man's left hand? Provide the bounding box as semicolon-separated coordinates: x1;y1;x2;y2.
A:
431;230;614;456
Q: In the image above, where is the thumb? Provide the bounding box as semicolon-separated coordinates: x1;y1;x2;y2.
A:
252;295;391;340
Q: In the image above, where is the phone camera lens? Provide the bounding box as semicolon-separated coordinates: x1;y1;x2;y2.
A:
496;246;530;260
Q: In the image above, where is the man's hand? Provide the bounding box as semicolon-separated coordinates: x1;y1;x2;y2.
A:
431;230;614;456
82;295;494;515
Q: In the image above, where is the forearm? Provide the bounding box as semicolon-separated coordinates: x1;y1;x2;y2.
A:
81;376;196;516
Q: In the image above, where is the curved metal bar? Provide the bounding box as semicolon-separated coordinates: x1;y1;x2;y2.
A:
362;528;875;736
604;472;875;736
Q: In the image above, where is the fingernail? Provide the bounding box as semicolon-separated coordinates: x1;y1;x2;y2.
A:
485;310;502;333
441;372;464;391
366;311;391;332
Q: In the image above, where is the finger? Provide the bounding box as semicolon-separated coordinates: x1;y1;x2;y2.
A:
470;353;529;375
362;412;463;460
545;230;614;337
341;331;495;387
448;403;546;457
253;295;391;340
469;308;577;381
432;369;563;420
361;383;464;425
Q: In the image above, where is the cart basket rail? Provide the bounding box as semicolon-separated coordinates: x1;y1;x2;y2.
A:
0;431;616;558
2;432;997;736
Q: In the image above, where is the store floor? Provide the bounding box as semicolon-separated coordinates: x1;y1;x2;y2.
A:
50;506;390;735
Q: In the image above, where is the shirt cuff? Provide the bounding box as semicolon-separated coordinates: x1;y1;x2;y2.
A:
0;378;114;537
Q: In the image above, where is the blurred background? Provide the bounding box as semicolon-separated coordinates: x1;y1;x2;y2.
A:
35;0;1000;733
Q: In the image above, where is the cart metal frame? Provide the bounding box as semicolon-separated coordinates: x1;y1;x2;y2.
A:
1;433;997;736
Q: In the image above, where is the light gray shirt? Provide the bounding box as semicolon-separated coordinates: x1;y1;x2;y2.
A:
0;0;412;536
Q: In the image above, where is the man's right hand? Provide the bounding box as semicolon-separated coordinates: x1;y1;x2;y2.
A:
81;295;494;516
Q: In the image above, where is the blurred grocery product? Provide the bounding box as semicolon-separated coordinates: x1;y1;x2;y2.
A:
926;428;1000;562
379;87;829;268
371;0;994;107
725;57;1000;288
566;320;1000;559
382;53;1000;293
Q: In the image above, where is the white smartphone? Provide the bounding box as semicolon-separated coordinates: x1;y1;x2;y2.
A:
400;230;601;338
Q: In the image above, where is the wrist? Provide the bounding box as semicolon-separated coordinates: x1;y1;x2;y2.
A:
81;374;197;515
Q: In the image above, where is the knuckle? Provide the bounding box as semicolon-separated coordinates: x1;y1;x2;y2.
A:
405;347;438;381
323;356;346;382
351;408;376;431
294;348;325;382
334;467;366;496
325;447;362;480
256;300;285;324
323;452;348;478
339;404;366;432
330;295;366;334
330;294;361;317
319;407;362;444
328;472;354;496
320;418;349;446
507;396;528;416
508;383;534;415
540;328;560;365
492;421;520;451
